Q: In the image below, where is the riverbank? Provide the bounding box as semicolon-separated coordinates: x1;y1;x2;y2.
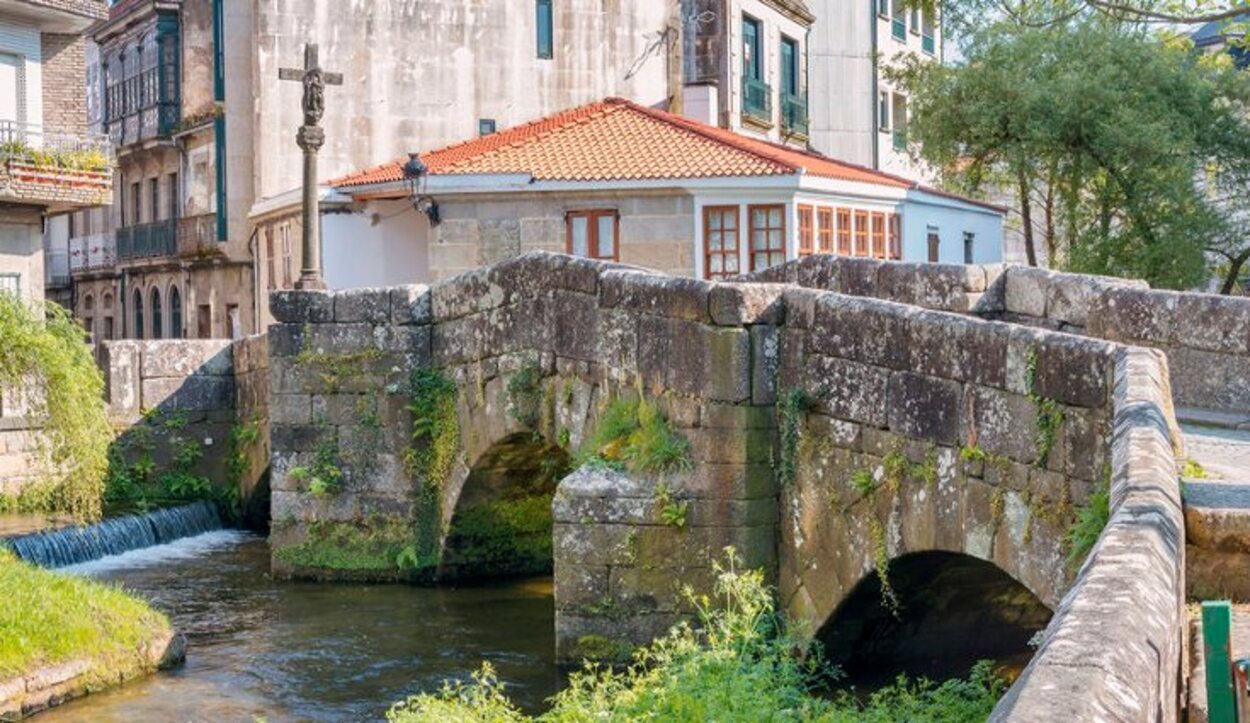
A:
0;550;184;719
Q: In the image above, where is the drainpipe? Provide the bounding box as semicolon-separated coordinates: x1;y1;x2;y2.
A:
212;0;227;243
248;227;259;335
870;0;879;169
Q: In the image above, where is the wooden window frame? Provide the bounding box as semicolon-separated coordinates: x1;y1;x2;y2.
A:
703;205;741;280
871;212;886;259
797;204;814;257
565;209;621;262
853;210;869;257
836;208;851;255
748;204;787;272
817;207;833;254
889;214;902;260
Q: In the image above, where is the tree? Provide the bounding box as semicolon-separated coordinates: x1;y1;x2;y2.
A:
891;21;1250;290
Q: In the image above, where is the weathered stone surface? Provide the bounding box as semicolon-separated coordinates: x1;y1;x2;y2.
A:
969;385;1039;464
810;295;911;369
751;325;780;405
1003;266;1054;318
1174;293;1250;354
887;371;963;445
1034;335;1114;409
334;287;391;324
270;289;333;323
600;270;713;322
140;340;233;378
879;261;984;311
140;376;235;412
907;310;1007;387
1167;345;1250;412
805;355;890;427
708;283;786;326
1088;286;1178;344
390;284;432;325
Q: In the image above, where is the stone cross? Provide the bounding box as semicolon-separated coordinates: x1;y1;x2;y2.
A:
279;44;342;290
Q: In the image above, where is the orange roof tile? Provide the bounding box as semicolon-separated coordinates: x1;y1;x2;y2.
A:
330;98;916;189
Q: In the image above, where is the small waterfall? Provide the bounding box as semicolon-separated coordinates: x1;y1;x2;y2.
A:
6;501;224;568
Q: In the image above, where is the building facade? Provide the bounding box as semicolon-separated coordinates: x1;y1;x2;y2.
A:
0;0;110;307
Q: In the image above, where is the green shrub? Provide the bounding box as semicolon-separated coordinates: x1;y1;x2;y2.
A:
0;297;112;519
387;550;1008;722
577;398;691;475
1066;478;1111;566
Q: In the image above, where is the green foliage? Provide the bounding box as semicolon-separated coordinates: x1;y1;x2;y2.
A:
1024;351;1066;468
1182;457;1209;479
0;549;170;682
777;389;816;488
387;549;1006;722
578;398;692;476
1066;478;1111;566
867;515;900;614
275;517;431;573
506;358;545;428
654;482;688;529
226;416;263;486
0;141;111;173
0;297;112;519
448;495;555;573
891;20;1250;290
407;368;460;487
849;469;876;497
960;445;987;463
289;441;344;497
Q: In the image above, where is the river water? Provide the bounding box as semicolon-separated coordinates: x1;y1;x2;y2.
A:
40;532;562;722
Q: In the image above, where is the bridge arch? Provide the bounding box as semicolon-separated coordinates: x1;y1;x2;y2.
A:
816;550;1052;686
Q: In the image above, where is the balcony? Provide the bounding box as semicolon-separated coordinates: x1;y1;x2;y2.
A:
781;93;809;137
0;121;113;213
922;33;936;55
70;233;117;274
742;78;772;126
176;213;225;259
117;220;176;261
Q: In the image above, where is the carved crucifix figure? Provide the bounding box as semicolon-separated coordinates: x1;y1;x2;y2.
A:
279;44;342;289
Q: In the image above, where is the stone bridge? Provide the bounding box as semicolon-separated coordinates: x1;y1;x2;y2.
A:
267;252;1189;721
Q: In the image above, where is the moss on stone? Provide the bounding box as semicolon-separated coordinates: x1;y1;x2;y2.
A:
574;634;635;665
274;517;434;574
444;495;555;576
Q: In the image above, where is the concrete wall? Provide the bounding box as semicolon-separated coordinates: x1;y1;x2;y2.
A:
805;0;875;165
0;215;45;303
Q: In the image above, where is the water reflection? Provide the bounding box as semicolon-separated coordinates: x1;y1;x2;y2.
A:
40;534;561;722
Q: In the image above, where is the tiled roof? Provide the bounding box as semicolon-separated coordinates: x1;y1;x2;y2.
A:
331;98;913;189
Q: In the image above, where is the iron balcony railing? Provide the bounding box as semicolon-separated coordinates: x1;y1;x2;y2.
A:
781;93;809;136
0;120;113;172
176;213;222;257
922;33;936;54
70;232;117;273
117;220;176;261
742;77;772;125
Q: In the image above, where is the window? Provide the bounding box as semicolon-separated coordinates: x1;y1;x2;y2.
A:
748;205;786;271
265;227;276;290
780;37;799;96
150;287;163;339
567;210;619;261
703;206;740;280
536;0;553;59
891;0;906;39
836;208;852;255
853;210;869;257
133;288;144;339
889;214;902;260
817;207;833;253
168;172;179;220
197;304;211;338
927;226;940;262
964;231;976;264
103;316;114;340
892;94;908;151
130;182;140;226
871;212;886;259
149;177;159;222
169;285;182;339
878;92;890;131
0;273;19;297
878;0;890;17
743;16;762;81
281;222;293;288
910;7;919;32
479;119;496;136
797;205;814;256
921;10;936;54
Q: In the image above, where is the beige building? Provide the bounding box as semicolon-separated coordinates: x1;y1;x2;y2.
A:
0;0;110;306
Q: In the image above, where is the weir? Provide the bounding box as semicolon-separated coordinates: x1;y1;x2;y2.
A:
5;501;224;568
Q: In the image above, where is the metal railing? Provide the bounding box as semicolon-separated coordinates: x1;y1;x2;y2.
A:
70;233;117;272
0;120;113;172
176;213;222;257
781;93;809;136
117;220;176;261
742;77;772;124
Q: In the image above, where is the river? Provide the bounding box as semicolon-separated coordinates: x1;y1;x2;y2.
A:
40;532;562;722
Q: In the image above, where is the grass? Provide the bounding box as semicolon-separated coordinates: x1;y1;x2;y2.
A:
577;398;692;475
1066;478;1111;566
387;549;1007;723
0;549;170;681
275;518;430;573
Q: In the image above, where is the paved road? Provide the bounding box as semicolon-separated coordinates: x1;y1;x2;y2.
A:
1183;423;1250;483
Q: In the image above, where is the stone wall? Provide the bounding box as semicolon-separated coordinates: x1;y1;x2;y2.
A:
742;256;1250;415
991;348;1185;722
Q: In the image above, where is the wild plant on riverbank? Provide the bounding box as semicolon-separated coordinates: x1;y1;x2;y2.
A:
386;549;1007;722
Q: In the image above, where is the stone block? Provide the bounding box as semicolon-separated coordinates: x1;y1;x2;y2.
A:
969;385;1039;464
878;262;984;311
267;323;306;358
708;283;786;326
645;318;751;403
141;376;235;413
311;394;367;426
686;425;775;465
431;268;498;321
794;255;840;291
1087;286;1177;345
100;340;140;416
1005;325;1048;397
333;287;391;324
552;291;601;362
1174;293;1250;354
553;563;611;609
546;253;606;295
270;289;333;323
751;325;780;405
833;257;883;297
700;402;776;430
140;340;233;378
1003;266;1053;317
1166;346;1250;414
887;371;963;445
906;311;1007;387
805;355;890;427
678;462;777;500
305;322;382;355
271;393;313;425
600;270;713;322
553;522;638;566
1034;335;1114;409
810;296;911;370
390;284;433;325
1044;274;1107;328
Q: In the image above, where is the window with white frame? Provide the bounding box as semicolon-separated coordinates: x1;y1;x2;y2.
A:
0;273;19;297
